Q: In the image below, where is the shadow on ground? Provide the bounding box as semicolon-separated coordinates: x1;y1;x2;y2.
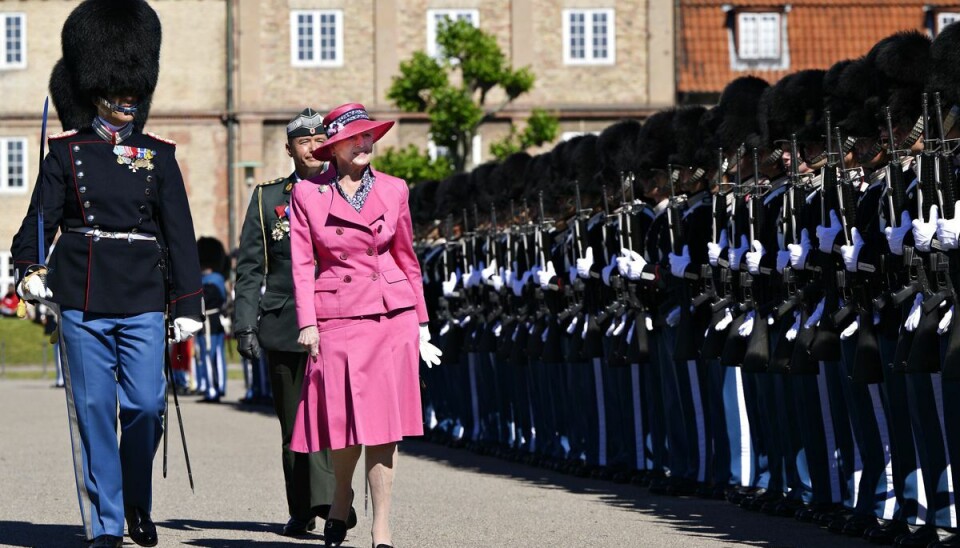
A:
401;440;859;548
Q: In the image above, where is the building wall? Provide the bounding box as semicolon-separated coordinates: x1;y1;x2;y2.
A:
0;0;668;257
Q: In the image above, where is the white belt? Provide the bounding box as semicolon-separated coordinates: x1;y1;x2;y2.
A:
68;227;157;242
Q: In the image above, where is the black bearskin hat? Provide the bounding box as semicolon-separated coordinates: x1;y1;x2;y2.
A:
694;106;724;171
50;0;162;131
197;237;227;275
759;70;825;147
835;58;880;137
715;76;770;153
409;180;440;227
637;109;676;172
596;120;642;183
435;173;472;220
928;21;960;110
669;106;707;168
868;31;931;131
489;152;531;208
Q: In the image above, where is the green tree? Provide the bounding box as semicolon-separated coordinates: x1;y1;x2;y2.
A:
372;144;453;183
387;18;558;173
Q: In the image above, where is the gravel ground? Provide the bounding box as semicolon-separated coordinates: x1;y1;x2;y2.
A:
0;379;862;548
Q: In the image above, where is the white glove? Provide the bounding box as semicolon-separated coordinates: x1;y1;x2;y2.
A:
714;308;733;331
20;270;53;303
785;311;801;341
936;202;960;250
776;250;791;274
601;263;617;286
512;270;532;297
419;324;443;367
707;229;728;267
503;266;515;287
940;305;954;335
465;264;483;288
576;247;594;279
840;319;860;340
566;315;579;334
746;240;765;275
738;311;755;337
884;211;913;256
840;227;865;273
489;270;504;292
617;249;646;280
816;210;843;253
481;259;498;283
665;306;681;327
442;271;458;297
729;235;749;271
171;317;203;343
911;206;939;253
805;298;825;329
904;294;924;332
788;229;812;270
669;245;691;278
538;261;557;289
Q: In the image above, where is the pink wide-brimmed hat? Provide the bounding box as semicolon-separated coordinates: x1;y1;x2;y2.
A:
312;103;395;161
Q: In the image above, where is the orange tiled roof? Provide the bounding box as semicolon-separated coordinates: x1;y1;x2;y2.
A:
678;0;960;94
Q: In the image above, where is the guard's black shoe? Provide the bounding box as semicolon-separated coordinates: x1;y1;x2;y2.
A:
931;532;960;547
841;514;878;537
893;526;939;548
772;498;805;518
125;506;158;547
91;535;123;548
865;520;910;545
281;516;316;537
323;518;347;547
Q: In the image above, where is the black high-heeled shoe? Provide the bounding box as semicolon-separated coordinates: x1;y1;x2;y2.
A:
374;544;393;548
323;519;347;547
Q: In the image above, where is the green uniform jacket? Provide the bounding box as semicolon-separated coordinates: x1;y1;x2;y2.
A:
234;173;302;353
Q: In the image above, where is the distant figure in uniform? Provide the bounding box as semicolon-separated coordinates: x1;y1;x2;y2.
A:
197;237;228;403
233;108;356;536
10;1;203;547
288;103;442;548
0;284;20;316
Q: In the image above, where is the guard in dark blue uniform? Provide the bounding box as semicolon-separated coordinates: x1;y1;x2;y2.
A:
10;2;203;547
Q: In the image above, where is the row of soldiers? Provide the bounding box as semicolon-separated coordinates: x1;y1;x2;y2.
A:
411;24;960;548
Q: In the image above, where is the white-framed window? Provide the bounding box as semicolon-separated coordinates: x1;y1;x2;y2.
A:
429;135;483;167
727;9;789;71
290;10;343;68
0;138;27;193
427;139;449;163
1;13;26;70
563;9;615;65
937;12;960;34
427;9;479;58
737;12;781;60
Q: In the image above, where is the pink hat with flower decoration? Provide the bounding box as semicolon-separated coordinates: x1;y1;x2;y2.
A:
312;103;395;161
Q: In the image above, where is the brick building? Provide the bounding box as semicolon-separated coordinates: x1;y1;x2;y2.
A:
677;0;960;103
0;0;675;290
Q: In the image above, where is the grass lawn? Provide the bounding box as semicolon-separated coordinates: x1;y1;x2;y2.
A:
0;316;55;366
0;316;242;380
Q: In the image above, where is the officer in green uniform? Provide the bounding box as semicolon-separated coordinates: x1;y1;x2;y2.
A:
233;109;356;536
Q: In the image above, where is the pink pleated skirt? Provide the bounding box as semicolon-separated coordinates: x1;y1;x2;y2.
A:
290;307;424;452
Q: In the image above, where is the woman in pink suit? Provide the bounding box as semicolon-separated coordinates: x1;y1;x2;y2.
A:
288;103;442;548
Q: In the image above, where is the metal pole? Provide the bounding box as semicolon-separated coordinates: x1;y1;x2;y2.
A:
225;0;238;251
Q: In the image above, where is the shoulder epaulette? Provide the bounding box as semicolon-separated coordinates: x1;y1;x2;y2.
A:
144;131;176;145
48;129;78;141
258;177;286;187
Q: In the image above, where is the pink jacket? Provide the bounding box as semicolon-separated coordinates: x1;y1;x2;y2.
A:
289;168;429;329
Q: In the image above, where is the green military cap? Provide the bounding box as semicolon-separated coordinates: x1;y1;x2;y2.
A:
286;108;325;138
